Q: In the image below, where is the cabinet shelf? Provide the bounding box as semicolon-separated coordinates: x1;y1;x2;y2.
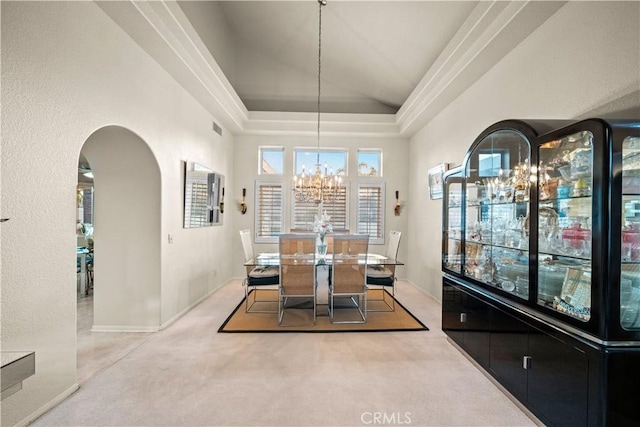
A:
477;200;530;207
539;193;593;204
465;238;529;253
539;250;591;262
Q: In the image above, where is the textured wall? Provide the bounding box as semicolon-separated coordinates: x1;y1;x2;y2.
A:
406;1;640;300
0;2;235;424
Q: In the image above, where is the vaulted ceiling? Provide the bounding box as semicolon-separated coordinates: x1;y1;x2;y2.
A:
178;1;477;115
97;1;566;136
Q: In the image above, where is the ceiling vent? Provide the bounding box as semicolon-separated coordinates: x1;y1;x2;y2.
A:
213;121;222;136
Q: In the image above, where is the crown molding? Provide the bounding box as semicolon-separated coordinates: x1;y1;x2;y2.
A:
397;0;566;136
99;0;565;138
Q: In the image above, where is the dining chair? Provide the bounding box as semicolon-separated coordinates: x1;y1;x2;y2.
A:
366;230;401;311
239;229;279;313
329;234;369;323
85;250;94;296
278;234;317;325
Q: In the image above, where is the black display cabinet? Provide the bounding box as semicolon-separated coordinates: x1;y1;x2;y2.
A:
442;118;640;426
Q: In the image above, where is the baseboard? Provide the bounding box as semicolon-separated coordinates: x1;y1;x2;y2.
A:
14;382;79;427
403;278;442;303
91;325;158;333
159;277;234;330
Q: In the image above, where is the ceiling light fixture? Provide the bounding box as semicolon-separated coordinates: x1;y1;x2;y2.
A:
293;0;342;205
79;165;93;179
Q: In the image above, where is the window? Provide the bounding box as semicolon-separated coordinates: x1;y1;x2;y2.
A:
259;147;284;175
292;184;349;232
295;149;347;176
357;149;381;176
478;150;510;177
356;183;385;244
254;181;284;242
80;187;94;224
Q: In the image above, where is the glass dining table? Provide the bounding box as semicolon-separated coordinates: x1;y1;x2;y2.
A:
245;252;404;309
245;252;403;267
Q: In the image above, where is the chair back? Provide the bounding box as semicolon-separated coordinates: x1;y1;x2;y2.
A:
239;229;254;263
279;234;316;296
331;234;369;294
77;235;89;248
386;230;402;260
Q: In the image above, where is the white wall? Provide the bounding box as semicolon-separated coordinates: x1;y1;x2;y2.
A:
232;134;409;278
406;1;640;300
0;2;235;424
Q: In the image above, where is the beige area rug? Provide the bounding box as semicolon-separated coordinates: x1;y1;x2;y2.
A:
218;289;429;332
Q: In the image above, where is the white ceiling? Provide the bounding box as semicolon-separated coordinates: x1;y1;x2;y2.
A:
97;0;567;136
178;1;477;115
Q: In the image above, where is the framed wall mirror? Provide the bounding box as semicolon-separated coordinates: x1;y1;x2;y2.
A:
183;161;224;228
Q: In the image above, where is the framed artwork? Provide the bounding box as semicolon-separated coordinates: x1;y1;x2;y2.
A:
428;163;448;200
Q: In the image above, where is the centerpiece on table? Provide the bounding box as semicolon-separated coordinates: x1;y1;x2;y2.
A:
313;210;333;257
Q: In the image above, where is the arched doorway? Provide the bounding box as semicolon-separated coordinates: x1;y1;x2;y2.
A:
76;126;161;382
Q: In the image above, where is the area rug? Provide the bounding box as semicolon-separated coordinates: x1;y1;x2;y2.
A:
218;289;428;332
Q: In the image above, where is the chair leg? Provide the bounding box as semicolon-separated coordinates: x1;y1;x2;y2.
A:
367;283;396;312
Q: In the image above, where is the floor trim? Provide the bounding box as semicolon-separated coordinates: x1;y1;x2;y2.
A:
15;383;79;427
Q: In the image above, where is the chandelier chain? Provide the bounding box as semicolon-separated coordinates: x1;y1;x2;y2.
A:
292;0;342;205
316;0;323;165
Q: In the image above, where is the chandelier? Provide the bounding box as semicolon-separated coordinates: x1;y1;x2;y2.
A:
293;0;343;205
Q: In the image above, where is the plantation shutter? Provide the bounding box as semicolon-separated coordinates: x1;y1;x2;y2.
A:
357;183;385;243
292;185;348;231
255;182;284;242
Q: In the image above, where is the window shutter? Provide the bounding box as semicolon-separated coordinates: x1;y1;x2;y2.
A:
186;181;209;227
255;182;284;241
357;183;385;243
292;186;348;231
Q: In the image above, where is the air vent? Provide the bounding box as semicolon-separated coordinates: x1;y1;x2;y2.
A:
213;121;222;136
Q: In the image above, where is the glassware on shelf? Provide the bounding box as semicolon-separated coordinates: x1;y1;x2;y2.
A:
622;224;640;261
540;177;559;200
621;136;640;331
621;270;640;329
540;132;594;200
561;221;592;258
571;148;592;178
539;207;559;252
538;263;566;305
557;184;572;199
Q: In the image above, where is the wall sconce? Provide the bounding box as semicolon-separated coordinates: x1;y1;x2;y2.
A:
240;188;248;214
394;190;401;216
219;187;225;214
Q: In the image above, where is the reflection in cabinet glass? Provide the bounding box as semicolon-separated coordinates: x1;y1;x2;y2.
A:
621;135;640;330
443;170;463;273
463;128;532;299
538;131;593;321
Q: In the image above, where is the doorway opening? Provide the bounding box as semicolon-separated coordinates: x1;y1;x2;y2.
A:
76;125;161;383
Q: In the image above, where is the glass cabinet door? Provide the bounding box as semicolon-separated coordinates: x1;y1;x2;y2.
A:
621;135;640;330
464;129;531;299
537;130;593;321
443;172;463;273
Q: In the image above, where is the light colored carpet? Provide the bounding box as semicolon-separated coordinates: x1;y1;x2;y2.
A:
219;289;428;332
34;279;538;426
